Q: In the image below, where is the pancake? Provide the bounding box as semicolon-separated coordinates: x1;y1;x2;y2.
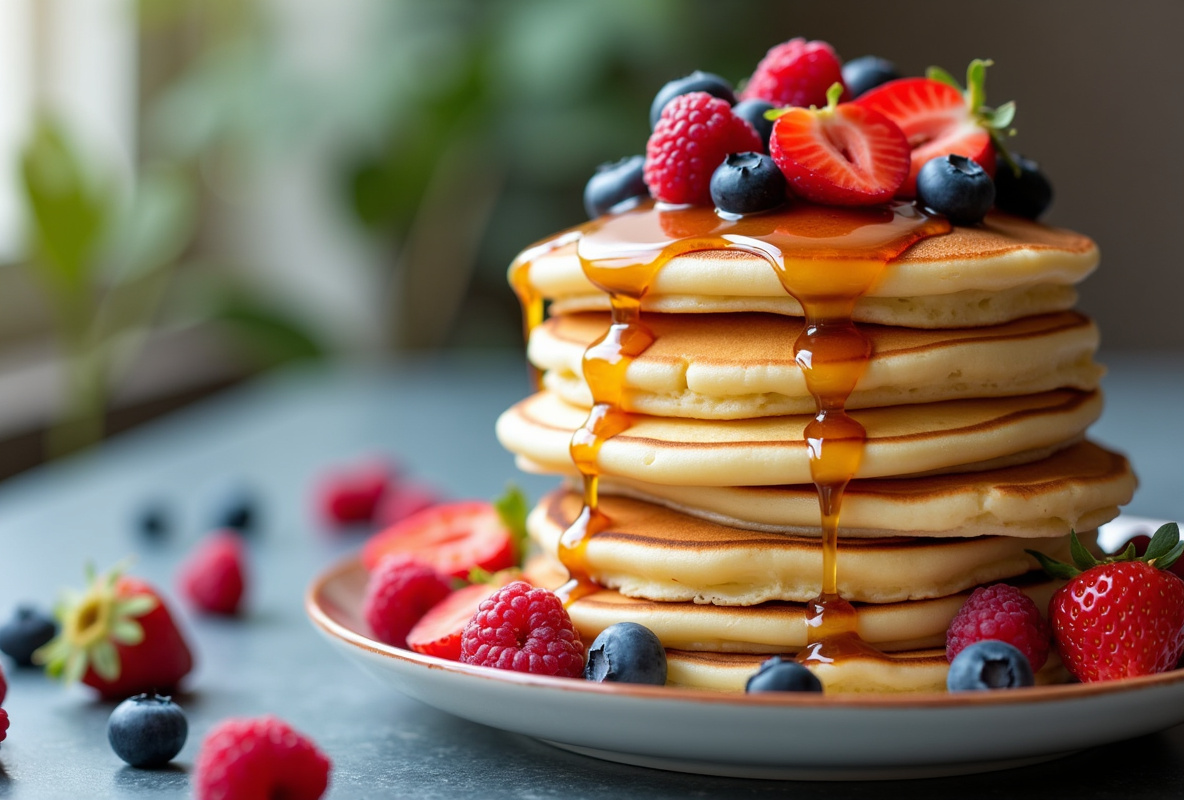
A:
518;213;1097;329
524;555;1064;653
533;311;1102;419
527;490;1078;604
497;389;1103;486
598;441;1135;539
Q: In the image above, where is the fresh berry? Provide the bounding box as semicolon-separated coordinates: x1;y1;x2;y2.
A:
0;662;5;704
460;581;584;677
584;622;667;686
916;154;995;225
209;482;259;535
994;153;1053;219
407;580;517;660
316;458;393;526
136;499;172;541
584;155;649;220
36;564;194;699
362;555;452;649
643;92;762;205
376;481;441;527
650;71;736;128
0;605;56;667
854;59;1014;198
360;501;517;579
177;531;248;616
710;152;787;215
769;83;910;206
107;693;188;768
745;656;823;693
731;99;777;151
0;708;7;744
946;583;1050;670
740;38;847;109
1030;525;1184;683
946;640;1034;691
194;716;330;800
842;55;901;98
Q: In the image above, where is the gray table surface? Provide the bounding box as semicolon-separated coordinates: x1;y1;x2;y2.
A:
0;350;1181;799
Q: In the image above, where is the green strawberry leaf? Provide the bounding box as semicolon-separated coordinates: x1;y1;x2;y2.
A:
1069;530;1101;571
987;101;1016;130
1156;541;1184;571
493;484;530;565
926;66;962;91
1113;541;1138;562
824;82;844;110
465;567;494;585
1026;548;1080;580
1141;522;1181;564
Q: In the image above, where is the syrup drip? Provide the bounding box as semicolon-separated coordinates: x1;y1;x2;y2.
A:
509;229;583;390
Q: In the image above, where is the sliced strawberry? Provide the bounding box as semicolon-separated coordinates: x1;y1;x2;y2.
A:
360;501;515;579
406;583;499;660
769;83;909;206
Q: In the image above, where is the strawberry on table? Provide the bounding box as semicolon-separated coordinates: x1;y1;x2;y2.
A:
1029;523;1184;683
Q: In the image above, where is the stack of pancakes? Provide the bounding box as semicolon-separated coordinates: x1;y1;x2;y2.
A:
497;208;1135;692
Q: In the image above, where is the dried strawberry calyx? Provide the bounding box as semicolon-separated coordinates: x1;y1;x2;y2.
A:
34;561;157;684
927;58;1020;176
1028;524;1184;580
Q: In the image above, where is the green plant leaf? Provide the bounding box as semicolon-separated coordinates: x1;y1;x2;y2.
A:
207;295;325;366
101;164;196;286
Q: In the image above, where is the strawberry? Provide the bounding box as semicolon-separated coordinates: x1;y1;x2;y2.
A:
853;59;1016;198
36;563;194;699
406;582;500;660
1029;523;1184;683
769;83;910;206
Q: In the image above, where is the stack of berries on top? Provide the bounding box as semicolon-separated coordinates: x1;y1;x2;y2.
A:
585;38;1053;227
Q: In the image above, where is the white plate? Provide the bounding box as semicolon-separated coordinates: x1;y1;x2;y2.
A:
306;555;1184;781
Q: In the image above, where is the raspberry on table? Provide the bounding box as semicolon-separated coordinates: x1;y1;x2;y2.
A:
362;555;452;649
644;92;762;205
178;531;248;616
460;581;584;678
194;715;330;800
946;583;1050;671
0;708;8;744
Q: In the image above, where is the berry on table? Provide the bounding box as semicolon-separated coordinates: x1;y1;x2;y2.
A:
769;83;910;206
710;152;787;215
0;662;5;704
745;656;823;693
0;605;57;667
583;155;649;220
209;482;259;535
916;154;996;225
649;71;736;128
740;38;847;109
842;55;901;98
360;501;518;579
316;458;394;527
177;531;248;616
584;622;667;686
460;581;584;678
994;153;1053;219
136;499;172;541
194;715;330;800
946;583;1050;670
947;640;1034;691
363;555;452;649
107;693;188;768
0;708;7;744
644;91;762;205
731;99;777;151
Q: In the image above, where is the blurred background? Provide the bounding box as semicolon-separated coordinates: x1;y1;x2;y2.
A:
0;0;1180;479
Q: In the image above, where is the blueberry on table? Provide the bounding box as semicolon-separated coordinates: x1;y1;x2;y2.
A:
946;640;1034;692
915;154;995;225
584;155;648;220
731;99;777;151
745;656;823;694
994;154;1053;219
0;605;57;667
210;483;259;535
136;500;172;541
710;152;787;216
584;622;667;686
649;71;736;128
841;55;901;98
107;694;188;768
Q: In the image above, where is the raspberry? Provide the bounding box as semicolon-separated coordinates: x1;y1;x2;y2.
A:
0;708;8;744
194;715;330;800
362;555;452;648
0;661;6;704
946;584;1050;671
317;459;394;526
740;38;848;108
460;581;584;677
644;92;762;205
178;531;248;616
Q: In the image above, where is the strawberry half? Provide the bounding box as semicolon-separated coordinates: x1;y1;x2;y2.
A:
406;582;502;660
769;83;910;206
361;501;517;579
854;59;1016;198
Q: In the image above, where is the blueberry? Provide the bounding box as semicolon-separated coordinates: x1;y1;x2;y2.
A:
210;483;259;535
916;154;995;226
583;622;667;686
649;71;735;128
732;99;777;151
107;694;188;768
947;640;1034;692
745;656;823;694
841;55;901;98
0;605;57;667
136;500;172;541
994;154;1053;219
584;156;648;220
710;152;787;215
